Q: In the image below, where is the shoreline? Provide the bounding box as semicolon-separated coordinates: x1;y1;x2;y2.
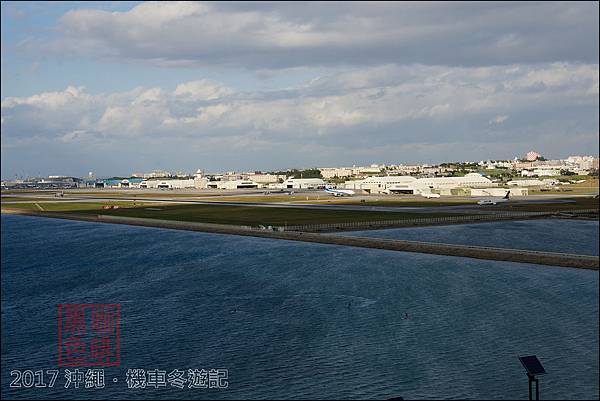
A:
3;209;598;270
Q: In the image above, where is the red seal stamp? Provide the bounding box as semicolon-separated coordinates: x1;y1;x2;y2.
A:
58;304;121;367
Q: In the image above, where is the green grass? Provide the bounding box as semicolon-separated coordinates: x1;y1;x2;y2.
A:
528;179;599;195
1;190;49;195
490;197;599;212
1;196;57;202
331;199;477;207
65;192;222;198
529;188;599;195
1;201;150;212
80;203;460;226
5;196;596;227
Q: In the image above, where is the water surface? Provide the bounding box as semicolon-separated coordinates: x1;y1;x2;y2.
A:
339;219;599;256
2;215;598;399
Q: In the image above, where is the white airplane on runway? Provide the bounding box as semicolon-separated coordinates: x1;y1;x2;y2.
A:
477;191;510;205
421;192;441;199
324;185;355;197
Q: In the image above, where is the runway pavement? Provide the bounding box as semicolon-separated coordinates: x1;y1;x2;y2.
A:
0;192;581;215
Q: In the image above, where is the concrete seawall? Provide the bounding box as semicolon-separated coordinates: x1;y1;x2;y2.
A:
3;210;599;270
282;209;599;232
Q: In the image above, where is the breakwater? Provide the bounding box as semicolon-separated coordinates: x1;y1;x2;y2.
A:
3;210;598;270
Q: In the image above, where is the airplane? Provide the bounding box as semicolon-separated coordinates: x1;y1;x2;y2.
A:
477;191;510;205
421;192;441;199
324;185;355;197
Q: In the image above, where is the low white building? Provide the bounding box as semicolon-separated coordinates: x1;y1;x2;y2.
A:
140;179;196;189
566;155;596;170
243;173;286;185
358;165;383;175
417;173;494;190
216;180;259;190
507;179;547;187
282;178;326;189
521;169;560;177
346;173;494;194
193;177;209;189
345;176;424;194
471;188;528;196
319;167;355;179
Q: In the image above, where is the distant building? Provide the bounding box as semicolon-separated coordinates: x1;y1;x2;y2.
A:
118;178;144;188
282;178;326;189
507;179;547;187
245;173;285;184
319;167;355;179
358;165;383;175
526;151;542;161
345;173;494;194
97;178;145;188
139;179;195;189
521;169;561;177
141;170;173;179
215;180;259;190
566;155;596;171
345;176;419;194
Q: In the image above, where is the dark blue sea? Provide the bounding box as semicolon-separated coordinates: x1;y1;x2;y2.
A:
339;219;600;256
1;215;599;400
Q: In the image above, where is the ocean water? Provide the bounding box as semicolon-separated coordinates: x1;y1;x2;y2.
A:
339;219;600;256
1;214;598;400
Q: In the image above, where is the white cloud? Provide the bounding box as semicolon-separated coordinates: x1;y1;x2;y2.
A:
1;86;88;109
31;1;599;69
59;129;91;143
173;80;234;101
2;63;597;157
490;115;509;125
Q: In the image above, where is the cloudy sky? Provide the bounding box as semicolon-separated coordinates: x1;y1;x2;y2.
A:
1;1;598;178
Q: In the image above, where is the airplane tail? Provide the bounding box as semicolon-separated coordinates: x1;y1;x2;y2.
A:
504;190;510;199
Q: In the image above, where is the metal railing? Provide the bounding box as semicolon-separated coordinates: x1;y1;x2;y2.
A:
278;209;598;232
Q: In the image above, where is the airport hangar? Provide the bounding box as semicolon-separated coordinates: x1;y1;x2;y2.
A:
344;173;528;196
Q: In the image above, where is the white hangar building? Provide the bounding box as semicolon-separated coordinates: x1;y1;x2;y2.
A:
282;178;326;189
345;173;494;194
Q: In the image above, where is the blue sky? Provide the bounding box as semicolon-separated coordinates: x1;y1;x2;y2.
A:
1;1;316;97
1;1;598;178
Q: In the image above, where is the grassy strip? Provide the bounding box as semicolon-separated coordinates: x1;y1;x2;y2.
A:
490;197;599;212
76;203;461;226
2;196;80;202
329;199;477;207
1;201;154;212
63;192;223;198
528;188;599;195
200;196;478;206
1;196;60;202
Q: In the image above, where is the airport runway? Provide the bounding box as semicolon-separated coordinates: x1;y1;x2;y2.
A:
1;193;580;215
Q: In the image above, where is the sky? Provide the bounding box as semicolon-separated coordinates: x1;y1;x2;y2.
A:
1;1;599;178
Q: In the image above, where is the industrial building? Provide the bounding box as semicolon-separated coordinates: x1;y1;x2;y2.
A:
140;179;196;189
245;173;286;184
507;179;557;187
471;188;528;196
345;176;420;194
95;178;144;188
282;178;326;189
521;169;560;177
209;180;259;190
2;176;82;190
319;167;355;179
345;173;494;195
